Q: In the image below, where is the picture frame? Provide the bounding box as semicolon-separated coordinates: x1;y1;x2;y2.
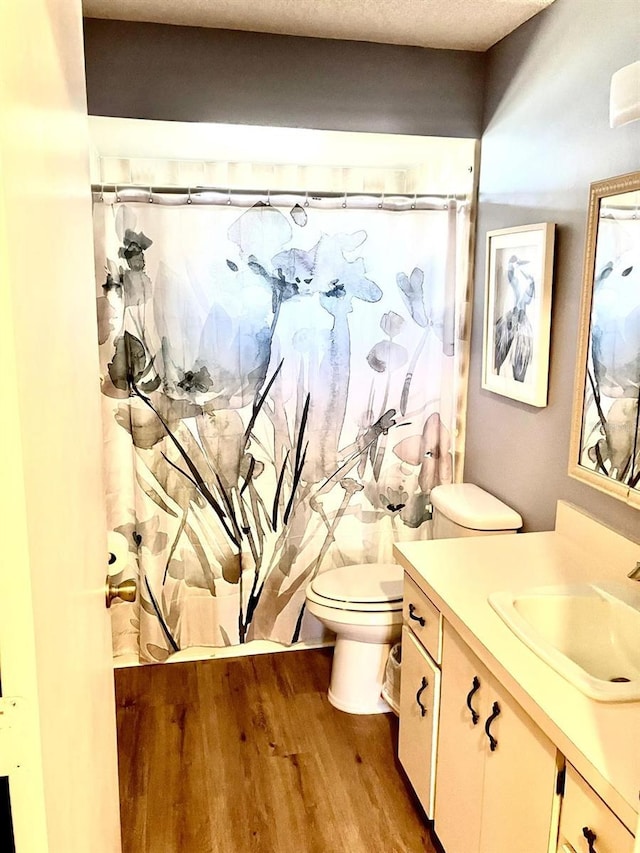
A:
568;171;640;510
481;223;555;407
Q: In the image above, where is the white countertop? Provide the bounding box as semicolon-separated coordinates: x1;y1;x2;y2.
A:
394;502;640;831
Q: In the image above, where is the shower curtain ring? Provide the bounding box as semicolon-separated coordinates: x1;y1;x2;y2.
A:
304;192;309;208
378;193;384;209
115;185;120;203
227;189;232;205
342;192;347;209
187;187;192;204
266;189;271;206
148;186;153;203
99;184;104;202
411;193;417;210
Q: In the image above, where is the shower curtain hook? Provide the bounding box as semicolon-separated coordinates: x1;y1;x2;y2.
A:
148;186;153;203
378;193;384;209
266;189;271;206
187;187;192;205
115;185;120;203
99;184;104;203
304;191;309;208
342;192;347;209
411;193;417;210
227;188;232;205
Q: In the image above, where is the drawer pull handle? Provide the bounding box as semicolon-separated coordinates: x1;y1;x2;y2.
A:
484;701;501;751
465;676;481;724
582;827;597;853
416;677;428;717
408;603;426;627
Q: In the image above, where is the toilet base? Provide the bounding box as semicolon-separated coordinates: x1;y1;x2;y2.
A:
327;636;396;715
328;687;392;715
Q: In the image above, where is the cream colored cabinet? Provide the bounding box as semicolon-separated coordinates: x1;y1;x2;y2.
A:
434;621;558;853
398;576;442;817
557;764;634;853
434;623;486;852
398;626;441;817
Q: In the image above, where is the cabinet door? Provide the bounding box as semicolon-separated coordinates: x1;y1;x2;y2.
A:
398;626;441;817
557;765;634;853
479;674;557;853
435;624;489;853
436;622;558;853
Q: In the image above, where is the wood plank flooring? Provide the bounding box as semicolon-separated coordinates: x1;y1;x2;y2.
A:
115;648;440;853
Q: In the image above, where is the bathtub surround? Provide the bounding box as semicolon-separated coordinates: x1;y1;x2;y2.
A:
96;191;470;660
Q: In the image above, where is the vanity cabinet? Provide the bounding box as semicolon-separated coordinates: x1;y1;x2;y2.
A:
434;621;557;853
556;764;634;853
398;576;442;817
398;558;638;853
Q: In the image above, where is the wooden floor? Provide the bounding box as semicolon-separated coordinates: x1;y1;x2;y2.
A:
115;648;440;853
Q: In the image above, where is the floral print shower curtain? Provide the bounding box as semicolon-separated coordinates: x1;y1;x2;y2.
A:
94;195;469;662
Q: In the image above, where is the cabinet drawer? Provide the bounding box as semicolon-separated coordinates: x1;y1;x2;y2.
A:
557;765;634;853
403;575;442;663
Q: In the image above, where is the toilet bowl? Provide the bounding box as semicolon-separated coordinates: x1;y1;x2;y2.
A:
307;484;523;716
305;563;404;714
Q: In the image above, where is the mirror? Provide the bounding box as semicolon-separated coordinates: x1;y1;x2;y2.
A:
569;171;640;509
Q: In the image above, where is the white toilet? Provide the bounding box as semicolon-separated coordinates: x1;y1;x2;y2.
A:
305;483;522;715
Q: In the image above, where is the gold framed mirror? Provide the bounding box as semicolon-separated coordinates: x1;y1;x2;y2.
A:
569;171;640;509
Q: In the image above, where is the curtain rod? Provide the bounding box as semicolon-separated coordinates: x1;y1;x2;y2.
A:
91;184;469;209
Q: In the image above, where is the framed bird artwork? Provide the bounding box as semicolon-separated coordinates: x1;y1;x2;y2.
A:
481;222;555;407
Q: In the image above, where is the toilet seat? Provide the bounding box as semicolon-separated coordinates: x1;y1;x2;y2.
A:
308;563;404;612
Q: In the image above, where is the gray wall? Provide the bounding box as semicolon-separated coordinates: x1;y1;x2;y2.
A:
83;19;485;137
464;0;640;538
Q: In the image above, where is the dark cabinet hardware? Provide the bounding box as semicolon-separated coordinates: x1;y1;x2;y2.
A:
582;826;597;853
484;701;501;751
408;603;426;627
416;677;428;717
465;676;481;724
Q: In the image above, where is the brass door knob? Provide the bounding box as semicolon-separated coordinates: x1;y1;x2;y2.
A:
105;577;137;608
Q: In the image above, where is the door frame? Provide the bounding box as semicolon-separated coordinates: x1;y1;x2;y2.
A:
0;1;122;850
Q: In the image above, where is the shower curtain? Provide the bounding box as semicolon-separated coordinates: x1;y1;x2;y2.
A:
94;191;470;661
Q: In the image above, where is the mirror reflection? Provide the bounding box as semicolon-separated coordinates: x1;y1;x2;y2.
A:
570;172;640;507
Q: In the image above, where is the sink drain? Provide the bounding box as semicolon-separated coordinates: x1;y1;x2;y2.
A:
609;676;631;683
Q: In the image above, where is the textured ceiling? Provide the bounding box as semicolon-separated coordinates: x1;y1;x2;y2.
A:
82;0;556;52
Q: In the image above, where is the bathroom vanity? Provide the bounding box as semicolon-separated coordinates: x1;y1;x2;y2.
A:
394;501;640;853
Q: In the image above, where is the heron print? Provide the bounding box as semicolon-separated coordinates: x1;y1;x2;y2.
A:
493;253;536;382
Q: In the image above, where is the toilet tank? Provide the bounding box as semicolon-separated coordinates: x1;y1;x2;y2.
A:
431;483;522;539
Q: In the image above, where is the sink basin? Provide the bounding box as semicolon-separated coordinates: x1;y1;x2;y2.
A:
489;581;640;702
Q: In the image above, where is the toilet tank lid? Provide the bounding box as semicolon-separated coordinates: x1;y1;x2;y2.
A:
310;563;404;604
431;484;522;531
